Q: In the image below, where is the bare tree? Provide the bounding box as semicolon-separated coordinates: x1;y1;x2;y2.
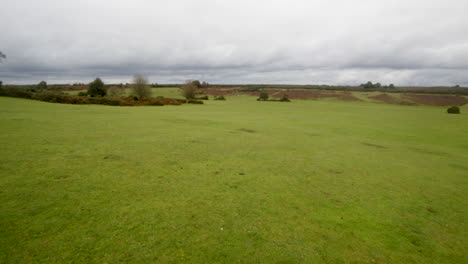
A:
180;80;198;101
132;74;151;99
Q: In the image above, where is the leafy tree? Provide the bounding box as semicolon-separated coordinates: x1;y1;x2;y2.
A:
388;84;395;89
87;78;106;97
37;81;47;90
191;80;201;88
259;92;269;101
201;81;209;88
132;74;151;99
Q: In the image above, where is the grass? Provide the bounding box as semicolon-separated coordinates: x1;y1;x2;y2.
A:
0;94;467;263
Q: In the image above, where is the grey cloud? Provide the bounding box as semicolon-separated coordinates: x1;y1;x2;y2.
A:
1;0;468;85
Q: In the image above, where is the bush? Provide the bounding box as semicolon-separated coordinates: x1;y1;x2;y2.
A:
77;91;88;96
131;74;151;99
88;78;106;97
197;95;209;100
214;95;226;100
280;94;290;102
447;106;460;114
258;92;269;101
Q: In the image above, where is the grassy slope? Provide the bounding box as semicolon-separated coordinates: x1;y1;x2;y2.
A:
0;96;467;263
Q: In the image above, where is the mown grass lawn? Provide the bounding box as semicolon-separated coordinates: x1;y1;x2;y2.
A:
0;95;466;263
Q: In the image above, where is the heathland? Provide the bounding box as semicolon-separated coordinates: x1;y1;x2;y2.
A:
0;89;467;263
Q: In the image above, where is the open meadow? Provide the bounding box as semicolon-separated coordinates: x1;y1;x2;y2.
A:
0;92;467;263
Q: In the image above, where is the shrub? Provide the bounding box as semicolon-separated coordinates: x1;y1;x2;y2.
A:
258;92;269;101
197;95;209;100
77;91;88;96
88;78;106;97
447;106;460;114
214;95;226;100
131;74;151;99
280;94;290;102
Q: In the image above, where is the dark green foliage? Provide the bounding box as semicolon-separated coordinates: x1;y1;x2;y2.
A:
447;106;460;114
87;78;106;97
77;91;88;96
37;81;47;90
214;95;226;100
258;92;269;101
191;80;201;88
201;81;209;88
197;95;209;100
388;84;395;89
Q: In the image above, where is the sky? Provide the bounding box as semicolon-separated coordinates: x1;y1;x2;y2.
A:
1;0;468;85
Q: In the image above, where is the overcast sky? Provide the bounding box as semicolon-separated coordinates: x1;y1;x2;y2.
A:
1;0;468;85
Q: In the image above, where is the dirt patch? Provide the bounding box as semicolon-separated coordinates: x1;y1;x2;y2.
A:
402;94;468;106
368;94;415;105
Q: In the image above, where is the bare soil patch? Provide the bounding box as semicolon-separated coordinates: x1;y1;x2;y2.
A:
402;94;468;106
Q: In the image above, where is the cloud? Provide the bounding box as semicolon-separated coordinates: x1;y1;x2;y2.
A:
1;0;467;85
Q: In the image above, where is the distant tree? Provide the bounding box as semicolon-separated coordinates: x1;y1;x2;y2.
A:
201;81;209;88
361;81;374;89
388;84;395;89
131;74;151;99
191;80;201;88
87;78;106;97
258;92;269;101
37;81;47;90
180;80;198;100
0;51;6;62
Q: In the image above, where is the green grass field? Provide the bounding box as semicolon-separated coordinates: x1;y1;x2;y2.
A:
0;94;467;263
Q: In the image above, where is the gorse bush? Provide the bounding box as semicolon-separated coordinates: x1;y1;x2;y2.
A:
0;86;200;106
447;106;460;114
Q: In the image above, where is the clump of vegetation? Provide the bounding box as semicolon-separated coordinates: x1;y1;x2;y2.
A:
447;106;460;114
0;85;201;106
197;95;209;100
77;91;88;96
258;92;269;101
214;95;226;100
87;78;106;97
131;74;151;99
280;94;290;102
